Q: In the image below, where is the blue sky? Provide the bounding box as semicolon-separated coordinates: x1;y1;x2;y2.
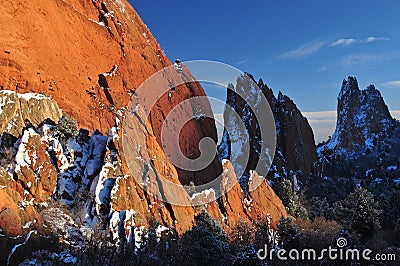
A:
130;0;400;142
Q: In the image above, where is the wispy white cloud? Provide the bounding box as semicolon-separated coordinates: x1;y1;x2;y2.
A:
340;51;400;66
237;59;249;65
340;54;384;66
330;36;389;47
317;66;328;72
365;36;390;43
278;40;326;60
303;110;337;122
330;38;357;47
273;36;390;64
381;80;400;88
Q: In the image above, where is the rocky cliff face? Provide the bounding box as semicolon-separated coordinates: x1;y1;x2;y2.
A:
0;0;222;187
191;160;287;233
272;90;318;181
320;77;398;156
218;74;317;183
318;77;400;176
0;92;287;243
0;90;62;137
1;0;163;132
0;0;288;257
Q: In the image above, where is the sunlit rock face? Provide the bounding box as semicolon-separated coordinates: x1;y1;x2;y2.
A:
0;1;288;253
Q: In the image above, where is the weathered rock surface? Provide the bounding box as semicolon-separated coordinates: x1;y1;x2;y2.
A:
96;107;195;235
192;160;288;233
0;167;42;236
0;0;223;237
0;0;222;188
0;90;62;137
272;90;318;180
0;94;288;239
14;128;59;203
0;0;166;132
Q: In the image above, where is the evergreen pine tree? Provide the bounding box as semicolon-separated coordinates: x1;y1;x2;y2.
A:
276;216;302;249
171;210;233;265
230;219;255;251
233;245;264;266
274;178;308;219
194;209;226;240
333;187;382;235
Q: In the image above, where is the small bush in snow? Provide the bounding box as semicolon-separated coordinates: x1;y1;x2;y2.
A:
54;115;78;139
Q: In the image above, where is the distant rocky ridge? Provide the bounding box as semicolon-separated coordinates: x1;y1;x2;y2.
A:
318;76;400;177
218;74;318;183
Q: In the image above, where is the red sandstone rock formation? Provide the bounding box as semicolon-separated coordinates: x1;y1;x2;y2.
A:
0;0;288;239
0;0;221;186
192;160;288;233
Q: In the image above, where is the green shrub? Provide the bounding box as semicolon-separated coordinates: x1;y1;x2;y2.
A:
54;114;78;139
273;178;308;219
